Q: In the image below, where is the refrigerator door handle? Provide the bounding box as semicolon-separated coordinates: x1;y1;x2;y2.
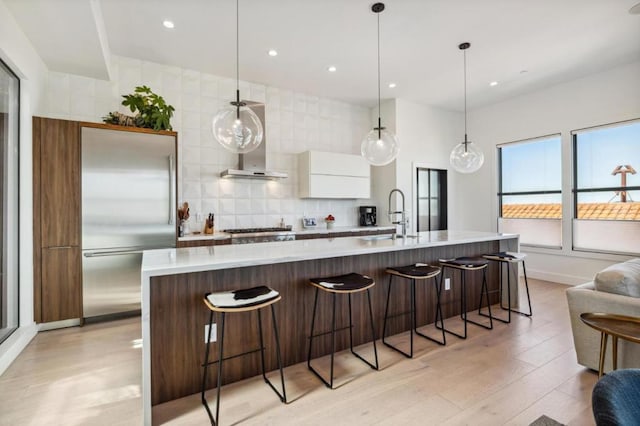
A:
84;247;169;257
169;155;176;226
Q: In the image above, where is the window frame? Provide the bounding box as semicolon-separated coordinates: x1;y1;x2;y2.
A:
497;134;563;249
571;118;640;256
0;56;20;346
572;118;640;220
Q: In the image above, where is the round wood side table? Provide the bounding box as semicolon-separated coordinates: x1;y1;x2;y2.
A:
579;313;640;377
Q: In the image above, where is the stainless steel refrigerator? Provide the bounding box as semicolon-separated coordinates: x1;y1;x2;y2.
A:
81;126;176;320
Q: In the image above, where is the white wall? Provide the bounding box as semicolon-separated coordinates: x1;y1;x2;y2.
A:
463;61;640;284
0;0;48;374
395;99;462;233
370;98;463;233
43;55;373;230
370;99;397;226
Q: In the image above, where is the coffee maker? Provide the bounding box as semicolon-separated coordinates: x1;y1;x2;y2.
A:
359;206;377;226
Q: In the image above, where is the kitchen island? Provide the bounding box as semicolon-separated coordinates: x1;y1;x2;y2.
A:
141;230;518;425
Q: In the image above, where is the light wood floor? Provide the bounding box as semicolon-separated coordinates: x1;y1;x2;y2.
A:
0;279;598;425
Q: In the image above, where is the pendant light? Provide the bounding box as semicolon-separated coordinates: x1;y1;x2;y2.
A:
450;42;484;173
212;0;263;154
361;2;399;166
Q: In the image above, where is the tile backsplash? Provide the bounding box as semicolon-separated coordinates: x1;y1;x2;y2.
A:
45;55;373;230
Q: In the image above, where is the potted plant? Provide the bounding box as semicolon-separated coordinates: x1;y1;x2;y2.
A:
103;85;175;131
325;214;335;229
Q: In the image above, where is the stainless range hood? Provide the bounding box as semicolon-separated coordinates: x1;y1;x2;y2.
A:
220;102;288;179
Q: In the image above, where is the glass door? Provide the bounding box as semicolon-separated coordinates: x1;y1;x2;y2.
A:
0;58;19;345
417;168;447;232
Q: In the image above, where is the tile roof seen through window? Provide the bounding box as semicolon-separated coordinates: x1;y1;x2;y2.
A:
502;203;640;220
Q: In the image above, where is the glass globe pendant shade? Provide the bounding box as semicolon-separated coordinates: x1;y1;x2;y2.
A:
361;127;399;166
212;104;263;154
450;140;484;173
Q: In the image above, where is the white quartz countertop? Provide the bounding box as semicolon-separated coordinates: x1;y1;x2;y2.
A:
145;230;518;277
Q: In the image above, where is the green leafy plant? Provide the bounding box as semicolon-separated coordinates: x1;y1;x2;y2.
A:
119;86;175;131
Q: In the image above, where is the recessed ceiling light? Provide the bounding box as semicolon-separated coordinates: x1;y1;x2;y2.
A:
388;82;397;88
268;49;278;57
327;66;337;72
489;81;498;87
162;20;175;29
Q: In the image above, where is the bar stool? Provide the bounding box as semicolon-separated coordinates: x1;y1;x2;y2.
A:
437;257;493;339
307;272;379;389
201;285;286;425
481;252;532;323
382;263;446;358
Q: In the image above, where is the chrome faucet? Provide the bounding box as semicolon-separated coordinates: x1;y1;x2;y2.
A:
388;188;407;238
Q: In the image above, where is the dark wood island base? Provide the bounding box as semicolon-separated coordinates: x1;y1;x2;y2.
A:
149;239;516;405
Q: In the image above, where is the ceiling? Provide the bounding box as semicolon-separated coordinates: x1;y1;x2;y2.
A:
5;0;640;110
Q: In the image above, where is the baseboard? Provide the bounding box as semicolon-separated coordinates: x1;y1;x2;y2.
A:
38;318;81;331
526;268;588;286
0;323;38;376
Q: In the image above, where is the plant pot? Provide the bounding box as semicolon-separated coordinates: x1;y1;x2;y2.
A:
326;221;335;229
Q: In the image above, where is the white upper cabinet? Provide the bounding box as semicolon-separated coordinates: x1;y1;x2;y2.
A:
298;151;371;199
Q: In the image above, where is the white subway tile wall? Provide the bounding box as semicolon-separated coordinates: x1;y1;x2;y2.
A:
45;55;373;230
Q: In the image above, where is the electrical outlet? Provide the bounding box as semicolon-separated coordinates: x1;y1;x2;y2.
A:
444;278;451;290
204;324;217;343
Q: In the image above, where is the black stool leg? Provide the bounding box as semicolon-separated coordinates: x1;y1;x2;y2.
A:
481;261;511;324
349;290;379;369
201;309;217;425
484;260;533;319
504;261;533;317
330;292;337;388
201;311;225;425
521;261;533;316
382;274;413;358
410;279;416;356
382;274;403;353
437;266;468;339
462;269;468;337
308;286;336;388
256;308;287;403
214;313;225;424
415;275;446;345
366;289;379;369
348;293;354;353
254;305;287;403
467;268;493;330
258;309;267;379
271;304;287;402
307;287;319;369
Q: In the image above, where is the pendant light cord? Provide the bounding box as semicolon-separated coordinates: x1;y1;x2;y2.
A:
463;47;468;150
377;10;382;139
235;0;240;118
236;0;239;91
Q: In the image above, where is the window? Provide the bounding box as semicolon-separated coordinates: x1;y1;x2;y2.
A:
497;135;562;247
416;168;447;231
0;58;20;345
573;120;640;255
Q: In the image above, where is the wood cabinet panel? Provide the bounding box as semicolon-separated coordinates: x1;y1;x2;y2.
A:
176;238;231;248
41;247;82;322
150;240;503;405
38;118;80;247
